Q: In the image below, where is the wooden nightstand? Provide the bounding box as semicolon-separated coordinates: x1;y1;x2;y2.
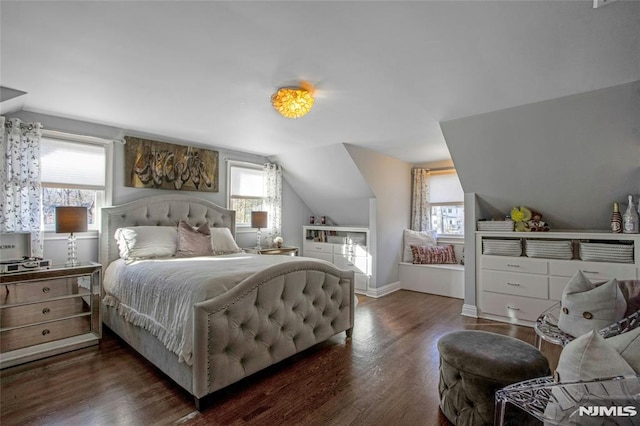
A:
0;262;102;369
244;247;298;256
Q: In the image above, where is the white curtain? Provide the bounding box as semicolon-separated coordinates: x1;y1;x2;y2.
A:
410;168;430;232
263;163;282;247
0;116;44;257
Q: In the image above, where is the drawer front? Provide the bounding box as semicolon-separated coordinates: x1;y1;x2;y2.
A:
0;297;89;329
481;292;556;322
333;255;369;275
482;256;548;275
549;276;569;301
303;242;334;254
1;316;91;353
549;260;637;280
481;270;548;299
1;278;78;306
354;273;368;291
303;251;333;263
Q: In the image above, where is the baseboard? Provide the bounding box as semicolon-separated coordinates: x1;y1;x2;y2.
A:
461;304;478;318
366;281;401;298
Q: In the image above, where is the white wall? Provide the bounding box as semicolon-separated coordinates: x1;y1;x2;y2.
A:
346;144;412;288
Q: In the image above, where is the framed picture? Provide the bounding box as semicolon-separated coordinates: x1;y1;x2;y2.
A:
124;136;219;192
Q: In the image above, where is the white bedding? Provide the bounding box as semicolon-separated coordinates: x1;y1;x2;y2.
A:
103;253;319;365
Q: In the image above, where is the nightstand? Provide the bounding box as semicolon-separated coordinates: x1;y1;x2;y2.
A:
244;247;298;256
0;262;102;369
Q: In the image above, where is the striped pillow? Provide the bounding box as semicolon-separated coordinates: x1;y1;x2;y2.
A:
411;244;457;265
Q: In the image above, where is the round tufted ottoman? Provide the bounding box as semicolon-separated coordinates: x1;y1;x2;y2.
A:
437;330;550;426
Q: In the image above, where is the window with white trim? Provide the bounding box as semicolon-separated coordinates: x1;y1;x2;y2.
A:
227;161;265;227
429;170;464;236
40;134;112;231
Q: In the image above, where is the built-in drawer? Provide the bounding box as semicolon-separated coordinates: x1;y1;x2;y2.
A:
0;315;91;353
482;256;548;275
548;260;637;281
0;278;79;306
334;254;369;275
0;297;90;329
481;292;556;323
481;270;548;299
303;242;334;254
302;251;333;263
333;244;368;257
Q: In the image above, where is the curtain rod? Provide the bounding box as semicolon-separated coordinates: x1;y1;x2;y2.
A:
42;129;125;145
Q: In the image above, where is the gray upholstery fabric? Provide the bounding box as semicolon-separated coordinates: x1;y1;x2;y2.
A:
437;331;550;426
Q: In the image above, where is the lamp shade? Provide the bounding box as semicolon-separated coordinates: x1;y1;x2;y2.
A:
55;206;88;234
251;211;268;229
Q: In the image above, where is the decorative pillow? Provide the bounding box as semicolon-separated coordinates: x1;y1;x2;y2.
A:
545;331;640;421
606;327;640;372
617;280;640;316
557;271;627;338
114;226;178;261
176;221;214;258
210;227;242;255
410;244;457;265
403;229;437;262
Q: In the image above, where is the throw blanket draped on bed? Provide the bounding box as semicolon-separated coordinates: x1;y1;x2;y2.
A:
103;253;320;365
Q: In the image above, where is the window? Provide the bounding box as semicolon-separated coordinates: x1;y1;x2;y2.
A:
227;161;264;227
429;170;464;236
40;133;112;231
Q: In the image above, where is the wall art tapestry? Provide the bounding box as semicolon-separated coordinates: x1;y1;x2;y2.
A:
124;136;218;192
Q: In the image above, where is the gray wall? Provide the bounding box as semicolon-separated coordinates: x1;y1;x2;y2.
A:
346;144;412;288
443;81;640;309
8;110;313;261
443;81;640;230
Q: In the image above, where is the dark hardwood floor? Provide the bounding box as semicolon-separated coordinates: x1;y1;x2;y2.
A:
1;291;560;426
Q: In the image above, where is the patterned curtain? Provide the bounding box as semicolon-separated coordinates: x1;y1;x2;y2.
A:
0;116;44;256
263;163;282;247
410;168;431;232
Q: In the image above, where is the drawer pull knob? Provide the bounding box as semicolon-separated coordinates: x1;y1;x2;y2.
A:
507;282;520;286
42;307;51;315
507;306;520;311
582;271;599;275
506;264;520;268
42;329;51;336
42;287;51;293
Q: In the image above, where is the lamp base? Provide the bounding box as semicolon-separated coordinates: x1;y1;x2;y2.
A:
256;228;262;250
66;233;80;267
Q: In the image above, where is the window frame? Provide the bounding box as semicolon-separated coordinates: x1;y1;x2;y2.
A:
40;130;113;232
428;169;465;238
226;160;265;230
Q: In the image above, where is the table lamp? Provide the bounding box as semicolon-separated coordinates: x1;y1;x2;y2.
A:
251;211;268;249
56;206;88;266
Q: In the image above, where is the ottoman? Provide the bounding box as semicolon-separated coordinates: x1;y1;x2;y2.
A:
437;330;550;426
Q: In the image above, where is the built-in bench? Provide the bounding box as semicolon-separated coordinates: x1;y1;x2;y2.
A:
399;262;465;299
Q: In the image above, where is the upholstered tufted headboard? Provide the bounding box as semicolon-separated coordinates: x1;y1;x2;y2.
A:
100;194;236;268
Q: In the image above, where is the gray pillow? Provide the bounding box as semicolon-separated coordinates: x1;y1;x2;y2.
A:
176;221;214;258
606;327;640;372
557;271;627;338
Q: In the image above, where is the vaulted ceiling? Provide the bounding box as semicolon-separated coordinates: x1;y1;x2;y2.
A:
1;1;638;163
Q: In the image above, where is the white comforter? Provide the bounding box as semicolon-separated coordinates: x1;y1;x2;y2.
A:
103;253;313;365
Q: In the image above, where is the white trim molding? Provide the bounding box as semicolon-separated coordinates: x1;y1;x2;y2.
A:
461;304;478;318
366;281;401;298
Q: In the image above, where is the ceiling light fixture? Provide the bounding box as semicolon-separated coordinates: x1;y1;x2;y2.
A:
271;81;315;119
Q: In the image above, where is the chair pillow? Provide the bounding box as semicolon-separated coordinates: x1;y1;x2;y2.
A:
557;271;627;338
176;221;214;258
210;227;242;255
115;226;178;261
410;244;457;264
606;327;640;372
403;229;437;262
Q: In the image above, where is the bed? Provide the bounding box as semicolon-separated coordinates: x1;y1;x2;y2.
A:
99;194;355;409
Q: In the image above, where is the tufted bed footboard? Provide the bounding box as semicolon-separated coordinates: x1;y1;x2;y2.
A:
192;260;354;408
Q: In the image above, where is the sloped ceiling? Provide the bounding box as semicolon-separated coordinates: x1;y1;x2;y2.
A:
1;1;639;164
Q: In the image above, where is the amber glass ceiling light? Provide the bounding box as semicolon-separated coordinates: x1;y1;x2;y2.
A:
271;81;315;119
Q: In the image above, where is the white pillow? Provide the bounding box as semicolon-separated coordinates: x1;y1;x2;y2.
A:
557;271;627;338
210;227;242;255
403;229;437;262
114;226;178;261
